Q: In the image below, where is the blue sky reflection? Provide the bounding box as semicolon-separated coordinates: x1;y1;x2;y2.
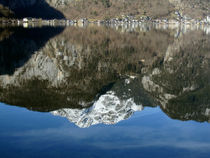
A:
1;103;210;158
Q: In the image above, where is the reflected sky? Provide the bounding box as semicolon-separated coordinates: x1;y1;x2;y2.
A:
1;103;210;158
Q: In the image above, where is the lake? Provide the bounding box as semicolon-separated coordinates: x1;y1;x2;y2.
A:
0;24;210;158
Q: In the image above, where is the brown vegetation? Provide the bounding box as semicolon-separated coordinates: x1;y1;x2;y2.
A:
58;0;174;19
52;0;209;20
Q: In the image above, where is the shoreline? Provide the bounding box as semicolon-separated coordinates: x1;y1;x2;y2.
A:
0;19;209;36
0;16;210;35
1;15;210;27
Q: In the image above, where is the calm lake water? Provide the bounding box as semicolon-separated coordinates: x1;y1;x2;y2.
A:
0;24;210;158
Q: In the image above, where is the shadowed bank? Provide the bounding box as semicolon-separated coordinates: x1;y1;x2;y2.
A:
0;0;65;19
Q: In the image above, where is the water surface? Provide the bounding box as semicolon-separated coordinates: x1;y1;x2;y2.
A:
0;24;210;158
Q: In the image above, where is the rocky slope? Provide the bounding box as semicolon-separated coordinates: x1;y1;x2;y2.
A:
46;0;210;19
0;0;209;19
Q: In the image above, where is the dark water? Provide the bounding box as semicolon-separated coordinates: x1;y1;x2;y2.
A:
0;24;210;158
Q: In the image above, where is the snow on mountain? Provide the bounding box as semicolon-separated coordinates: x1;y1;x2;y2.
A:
51;91;143;128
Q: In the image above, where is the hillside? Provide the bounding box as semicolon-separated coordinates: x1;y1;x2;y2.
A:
0;0;209;20
45;0;210;19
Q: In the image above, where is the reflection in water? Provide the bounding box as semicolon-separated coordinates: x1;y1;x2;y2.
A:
0;26;64;75
0;25;210;127
52;78;149;128
142;30;210;123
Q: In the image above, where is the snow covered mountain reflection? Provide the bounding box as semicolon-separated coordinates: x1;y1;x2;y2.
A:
0;25;210;127
52;91;143;128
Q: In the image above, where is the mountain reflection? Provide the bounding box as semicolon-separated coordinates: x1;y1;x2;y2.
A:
0;26;64;75
0;25;210;127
